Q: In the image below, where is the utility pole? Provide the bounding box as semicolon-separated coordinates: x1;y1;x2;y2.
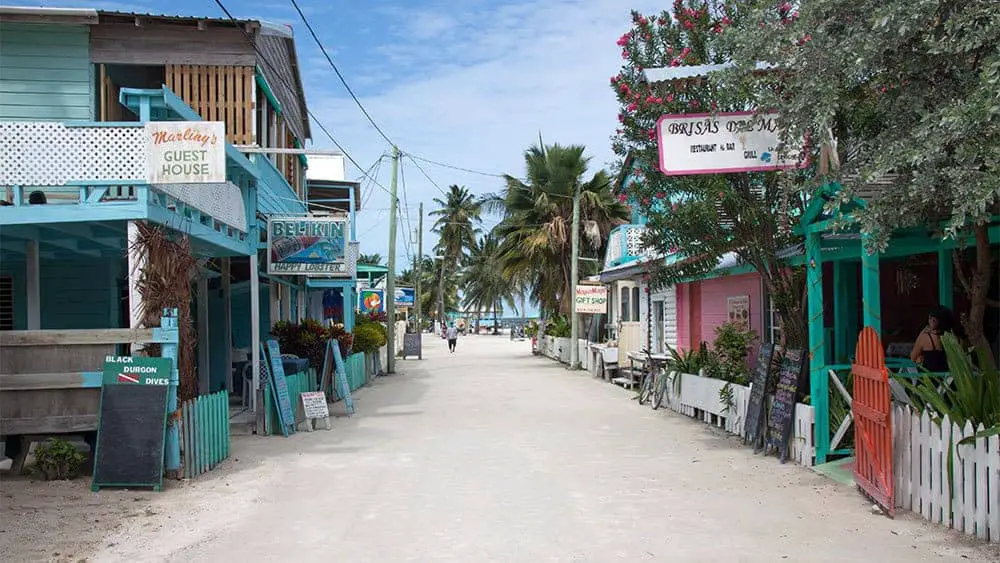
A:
569;183;581;370
386;145;400;374
415;202;424;359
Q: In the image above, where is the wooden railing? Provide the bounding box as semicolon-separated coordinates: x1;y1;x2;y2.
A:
165;64;255;145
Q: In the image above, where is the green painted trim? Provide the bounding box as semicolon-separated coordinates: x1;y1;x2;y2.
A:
255;68;283;116
805;232;829;464
293;138;308;168
938;248;954;308
800;183;836;226
861;233;882;335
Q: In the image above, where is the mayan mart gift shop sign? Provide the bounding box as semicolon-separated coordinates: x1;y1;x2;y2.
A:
575;284;608;314
655;111;807;176
268;217;348;275
146;121;226;184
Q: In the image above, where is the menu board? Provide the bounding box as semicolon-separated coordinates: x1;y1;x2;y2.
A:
743;342;775;450
765;348;804;463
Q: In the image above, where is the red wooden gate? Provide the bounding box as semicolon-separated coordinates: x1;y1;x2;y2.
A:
851;327;894;515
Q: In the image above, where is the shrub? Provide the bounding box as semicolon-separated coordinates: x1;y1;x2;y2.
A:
544;316;571;337
352;321;387;354
708;322;758;385
33;438;85;480
271;319;354;369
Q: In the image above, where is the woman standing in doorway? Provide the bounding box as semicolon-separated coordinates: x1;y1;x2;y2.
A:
910;306;955;372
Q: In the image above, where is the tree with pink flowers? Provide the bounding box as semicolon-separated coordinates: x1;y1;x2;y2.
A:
610;1;810;347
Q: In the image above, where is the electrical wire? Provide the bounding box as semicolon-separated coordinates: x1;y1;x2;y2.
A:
288;0;394;147
211;0;396;202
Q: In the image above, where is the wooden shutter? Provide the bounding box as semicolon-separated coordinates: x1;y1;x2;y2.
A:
165;64;255;145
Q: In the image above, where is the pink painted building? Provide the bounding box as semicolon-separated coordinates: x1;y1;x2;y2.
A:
676;271;765;350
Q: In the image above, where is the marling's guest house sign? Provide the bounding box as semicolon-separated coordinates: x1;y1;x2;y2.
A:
655;111;806;176
146;121;226;184
267;216;348;276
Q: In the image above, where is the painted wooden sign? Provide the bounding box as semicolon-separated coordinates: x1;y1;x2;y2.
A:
92;357;172;492
264;340;296;437
300;391;330;419
331;340;355;416
743;342;775;451
146;121;225;184
765;348;805;462
267;216;348;276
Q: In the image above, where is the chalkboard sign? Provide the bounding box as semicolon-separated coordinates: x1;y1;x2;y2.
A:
743;341;775;450
264;341;295;437
765;348;805;463
331;340;355;416
403;332;422;359
92;356;172;492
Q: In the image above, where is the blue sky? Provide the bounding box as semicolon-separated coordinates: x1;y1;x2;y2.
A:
21;0;663;310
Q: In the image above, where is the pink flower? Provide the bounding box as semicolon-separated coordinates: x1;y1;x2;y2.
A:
654;97;663;104
689;99;700;109
656;192;665;199
627;102;638;112
666;94;674;102
722;16;732;25
642;197;650;205
671;203;678;211
618;193;628;203
780;2;792;13
666;46;674;55
617;114;625;123
647;129;656;141
646;95;656;103
619;83;629;93
714;24;723;33
684;20;694;29
616;34;629;47
621;49;630;59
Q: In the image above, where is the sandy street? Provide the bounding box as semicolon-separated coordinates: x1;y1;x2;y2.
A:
2;335;998;562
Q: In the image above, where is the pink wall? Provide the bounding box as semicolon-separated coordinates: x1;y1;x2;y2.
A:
676;273;764;349
698;273;764;343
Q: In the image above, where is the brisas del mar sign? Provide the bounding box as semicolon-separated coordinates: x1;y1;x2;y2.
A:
267;216;349;276
655;111;806;176
146;121;226;184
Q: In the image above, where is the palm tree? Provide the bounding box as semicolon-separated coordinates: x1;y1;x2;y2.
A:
358;253;383;266
398;255;460;328
429;185;481;325
486;141;628;315
463;232;519;333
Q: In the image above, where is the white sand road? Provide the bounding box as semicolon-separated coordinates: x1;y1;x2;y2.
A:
1;336;997;562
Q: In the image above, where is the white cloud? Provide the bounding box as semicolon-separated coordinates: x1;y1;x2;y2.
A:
302;0;662;264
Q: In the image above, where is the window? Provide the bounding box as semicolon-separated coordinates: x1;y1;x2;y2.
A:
632;287;640;322
0;274;13;330
620;286;630;322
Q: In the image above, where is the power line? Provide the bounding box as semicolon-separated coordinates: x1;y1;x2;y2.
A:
287;0;395;146
407;154;508;179
403;153;451;198
211;0;396;202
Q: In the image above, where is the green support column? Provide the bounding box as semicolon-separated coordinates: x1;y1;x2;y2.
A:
938;248;954;309
833;261;847;363
861;234;882;334
806;231;829;464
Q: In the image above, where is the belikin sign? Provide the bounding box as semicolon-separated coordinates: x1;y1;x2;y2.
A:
655;111;806;176
146;121;226;184
267;216;349;276
575;284;608;314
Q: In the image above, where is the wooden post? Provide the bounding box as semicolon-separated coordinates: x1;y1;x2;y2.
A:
160;309;181;474
197;277;210;395
25;240;40;330
250;252;262;422
806;230;829;464
861;234;882;335
937;247;954;309
222;258;233;395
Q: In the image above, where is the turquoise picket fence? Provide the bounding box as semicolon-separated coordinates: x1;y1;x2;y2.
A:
264;368;318;435
180;390;230;479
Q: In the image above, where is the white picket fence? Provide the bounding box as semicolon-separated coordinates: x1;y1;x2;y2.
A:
893;406;999;542
657;372;816;467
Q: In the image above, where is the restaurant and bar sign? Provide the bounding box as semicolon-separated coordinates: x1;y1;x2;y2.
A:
575;284;608;314
267;217;348;275
655;111;806;176
146;121;226;184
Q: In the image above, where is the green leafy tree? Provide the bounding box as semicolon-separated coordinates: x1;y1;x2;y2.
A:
721;0;1000;363
463;232;519;331
487;141;628;315
358;253;383;266
430;185;481;324
610;3;811;346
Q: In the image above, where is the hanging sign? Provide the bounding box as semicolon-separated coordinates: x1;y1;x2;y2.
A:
146;121;226;184
358;289;385;314
267;216;349;276
393;287;415;308
575;285;608;314
656;111;806;176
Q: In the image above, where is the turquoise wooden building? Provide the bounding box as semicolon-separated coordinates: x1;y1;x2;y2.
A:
0;8;366;469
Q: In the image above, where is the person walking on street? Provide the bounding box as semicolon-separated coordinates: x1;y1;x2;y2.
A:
446;323;458;353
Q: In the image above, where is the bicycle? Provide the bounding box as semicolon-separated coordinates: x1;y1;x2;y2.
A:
635;349;673;409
